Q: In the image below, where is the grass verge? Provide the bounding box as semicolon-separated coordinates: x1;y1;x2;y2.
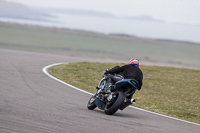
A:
49;62;200;124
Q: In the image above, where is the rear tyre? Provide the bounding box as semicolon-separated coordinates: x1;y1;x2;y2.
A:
104;91;125;115
87;95;97;110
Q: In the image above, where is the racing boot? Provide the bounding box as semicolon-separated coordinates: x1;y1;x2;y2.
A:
101;83;112;93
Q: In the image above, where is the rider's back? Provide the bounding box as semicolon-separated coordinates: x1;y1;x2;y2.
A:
108;64;143;90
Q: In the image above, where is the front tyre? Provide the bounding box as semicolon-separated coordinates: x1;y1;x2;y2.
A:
87;95;97;110
104;91;125;115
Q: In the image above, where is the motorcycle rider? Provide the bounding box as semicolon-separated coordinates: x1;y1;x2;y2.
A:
102;59;143;103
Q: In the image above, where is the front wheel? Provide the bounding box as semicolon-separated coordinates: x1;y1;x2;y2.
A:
104;91;125;115
87;95;97;110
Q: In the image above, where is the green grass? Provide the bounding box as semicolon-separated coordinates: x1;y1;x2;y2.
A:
49;62;200;124
1;22;200;68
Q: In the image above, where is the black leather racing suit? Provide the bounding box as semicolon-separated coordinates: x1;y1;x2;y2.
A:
107;64;143;90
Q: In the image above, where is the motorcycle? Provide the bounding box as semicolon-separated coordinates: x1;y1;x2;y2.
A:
87;72;139;115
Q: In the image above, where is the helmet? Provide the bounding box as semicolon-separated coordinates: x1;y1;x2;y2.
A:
129;59;140;67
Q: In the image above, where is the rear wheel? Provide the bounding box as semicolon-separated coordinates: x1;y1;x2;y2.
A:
87;95;97;110
104;91;125;115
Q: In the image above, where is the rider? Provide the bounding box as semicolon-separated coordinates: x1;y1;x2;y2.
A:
103;59;143;97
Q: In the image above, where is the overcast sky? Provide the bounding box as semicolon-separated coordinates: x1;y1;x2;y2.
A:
6;0;200;25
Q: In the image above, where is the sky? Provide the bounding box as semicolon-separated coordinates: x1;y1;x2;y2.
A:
6;0;200;25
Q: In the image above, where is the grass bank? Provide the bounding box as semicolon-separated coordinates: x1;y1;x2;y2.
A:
49;62;200;124
1;22;200;69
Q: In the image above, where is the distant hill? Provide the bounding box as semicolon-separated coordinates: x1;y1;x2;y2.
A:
0;0;164;23
0;1;53;21
126;15;164;23
47;8;115;18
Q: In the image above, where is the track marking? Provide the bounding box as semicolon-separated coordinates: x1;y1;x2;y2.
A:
42;63;93;95
42;63;200;126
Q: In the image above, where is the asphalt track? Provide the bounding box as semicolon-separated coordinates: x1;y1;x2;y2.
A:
0;49;200;133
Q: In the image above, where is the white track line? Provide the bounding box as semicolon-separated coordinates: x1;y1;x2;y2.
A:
42;63;93;95
42;63;200;126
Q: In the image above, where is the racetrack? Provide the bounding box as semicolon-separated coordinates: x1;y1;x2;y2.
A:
1;49;199;133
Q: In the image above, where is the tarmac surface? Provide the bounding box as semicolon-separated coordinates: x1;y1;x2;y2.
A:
0;49;199;133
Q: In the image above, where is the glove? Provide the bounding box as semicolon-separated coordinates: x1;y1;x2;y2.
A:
103;69;110;76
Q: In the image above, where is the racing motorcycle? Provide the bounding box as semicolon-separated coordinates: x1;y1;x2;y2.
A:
87;72;138;115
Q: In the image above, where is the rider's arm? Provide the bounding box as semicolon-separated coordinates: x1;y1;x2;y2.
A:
107;65;126;74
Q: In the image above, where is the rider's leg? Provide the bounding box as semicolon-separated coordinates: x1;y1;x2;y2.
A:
105;74;113;88
100;74;115;92
106;74;123;90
